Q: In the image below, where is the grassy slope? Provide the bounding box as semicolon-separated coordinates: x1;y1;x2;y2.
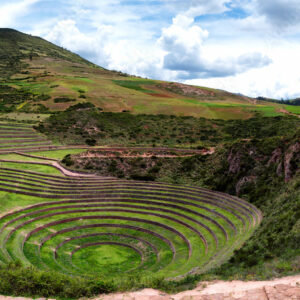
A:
0;28;298;120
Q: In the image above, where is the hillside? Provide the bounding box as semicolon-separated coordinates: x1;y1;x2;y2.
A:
0;28;299;120
36;104;300;148
0;28;299;300
60;120;300;280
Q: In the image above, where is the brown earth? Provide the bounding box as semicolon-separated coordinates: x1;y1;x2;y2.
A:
97;275;300;300
278;108;300;119
146;93;172;98
157;82;215;98
74;147;214;159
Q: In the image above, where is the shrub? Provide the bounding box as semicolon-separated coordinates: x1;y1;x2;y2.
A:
0;263;115;299
54;97;76;103
67;102;95;111
85;138;97;146
62;154;73;166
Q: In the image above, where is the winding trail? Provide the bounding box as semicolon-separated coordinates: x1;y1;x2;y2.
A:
0;156;95;177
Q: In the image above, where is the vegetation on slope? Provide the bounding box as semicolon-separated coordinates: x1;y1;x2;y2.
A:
0;28;94;78
0;28;299;299
1;28;299;119
37;105;300;148
60;113;300;280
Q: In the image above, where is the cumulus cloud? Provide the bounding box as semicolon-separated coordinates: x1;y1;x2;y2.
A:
0;0;39;27
5;0;300;99
42;18;166;80
44;19;112;66
185;41;300;99
159;14;272;79
256;0;300;28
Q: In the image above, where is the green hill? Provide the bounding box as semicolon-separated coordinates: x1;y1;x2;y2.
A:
0;28;94;77
0;28;299;120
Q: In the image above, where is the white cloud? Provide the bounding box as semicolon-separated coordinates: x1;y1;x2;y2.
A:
0;0;39;27
165;0;230;17
185;40;300;99
4;0;300;99
159;14;272;79
44;19;112;66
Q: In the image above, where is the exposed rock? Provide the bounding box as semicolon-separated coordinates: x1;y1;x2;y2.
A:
267;148;283;167
96;276;300;299
284;142;300;182
235;176;256;195
277;162;283;177
228;150;242;174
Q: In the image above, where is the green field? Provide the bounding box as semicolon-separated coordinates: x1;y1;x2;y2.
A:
0;122;261;283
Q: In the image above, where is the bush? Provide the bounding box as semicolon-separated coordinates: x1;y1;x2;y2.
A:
130;173;155;181
0;263;115;299
67;102;95;111
54;97;76;103
62;154;73;166
85;138;96;146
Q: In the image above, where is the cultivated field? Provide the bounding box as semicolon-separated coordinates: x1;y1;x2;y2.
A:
0;122;262;280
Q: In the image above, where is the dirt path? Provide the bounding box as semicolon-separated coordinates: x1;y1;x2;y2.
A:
51;161;95;177
278;108;300;118
0;275;299;299
97;275;300;300
0;158;94;177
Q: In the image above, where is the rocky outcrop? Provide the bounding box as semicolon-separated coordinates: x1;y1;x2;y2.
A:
267;147;283;167
284;142;300;182
97;275;300;300
235;176;257;195
226;140;300;195
228;149;242;174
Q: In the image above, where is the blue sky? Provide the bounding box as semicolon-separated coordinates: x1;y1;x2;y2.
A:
1;0;300;99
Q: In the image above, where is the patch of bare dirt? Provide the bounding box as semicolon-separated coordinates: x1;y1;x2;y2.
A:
158;82;215;98
75;148;214;159
147;93;172;98
278;108;300;118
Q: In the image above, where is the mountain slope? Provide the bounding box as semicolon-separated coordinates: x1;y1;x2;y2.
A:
0;28;299;119
0;28;94;76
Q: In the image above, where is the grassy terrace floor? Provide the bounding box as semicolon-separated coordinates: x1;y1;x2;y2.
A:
0;122;261;281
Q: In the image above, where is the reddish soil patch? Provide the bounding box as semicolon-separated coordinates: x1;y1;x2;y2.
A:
158;82;215;98
147;93;172;98
278;108;300;118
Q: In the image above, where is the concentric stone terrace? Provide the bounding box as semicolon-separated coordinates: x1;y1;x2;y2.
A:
0;163;262;279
